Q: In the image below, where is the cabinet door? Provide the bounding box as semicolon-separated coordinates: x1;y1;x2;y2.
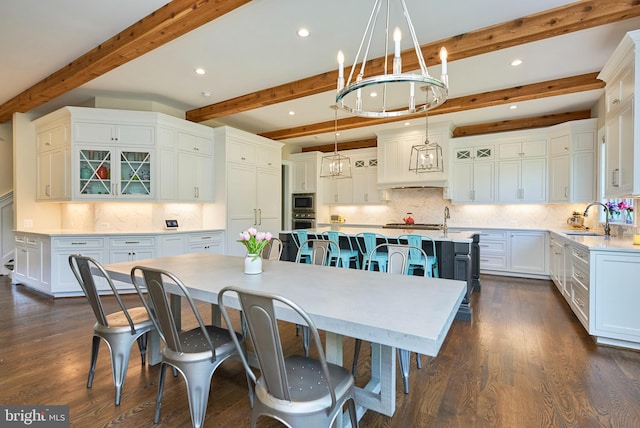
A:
118;150;154;198
618;103;634;195
77;148;114;197
571;151;595;202
497;160;521;201
256;168;281;224
549;155;569;202
352;158;377;204
473;162;495;203
228;163;258;222
451;162;474;203
521;158;546;202
510;232;547;274
177;152;213;201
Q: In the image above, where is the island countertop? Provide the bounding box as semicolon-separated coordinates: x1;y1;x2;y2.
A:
282;226;477;242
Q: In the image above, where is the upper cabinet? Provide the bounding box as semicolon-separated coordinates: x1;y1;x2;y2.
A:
548;119;596;204
33;106;215;202
496;136;547;203
376;123;451;189
599;30;640;199
290;152;320;193
450;144;495;204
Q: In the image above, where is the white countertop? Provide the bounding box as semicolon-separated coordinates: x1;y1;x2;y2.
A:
13;228;225;237
550;229;640;252
284;226;477;242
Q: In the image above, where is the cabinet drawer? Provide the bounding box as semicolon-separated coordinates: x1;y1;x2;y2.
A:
54;237;105;250
571;246;589;267
479;254;507;271
478;240;507;254
571;278;590;325
177;132;213;156
571;257;590;289
188;232;223;244
110;237;156;247
478;230;508;240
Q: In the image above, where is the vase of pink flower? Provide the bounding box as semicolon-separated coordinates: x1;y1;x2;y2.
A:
617;201;634;224
237;228;272;274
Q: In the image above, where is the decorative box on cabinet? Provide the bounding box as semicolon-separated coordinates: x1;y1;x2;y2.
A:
376;123;450;189
548;119;596;203
214;126;283;256
598;30;640;198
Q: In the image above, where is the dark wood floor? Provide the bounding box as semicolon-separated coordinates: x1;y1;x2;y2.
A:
1;273;640;427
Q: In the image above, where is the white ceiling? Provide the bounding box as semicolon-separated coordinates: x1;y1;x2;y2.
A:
2;0;640;148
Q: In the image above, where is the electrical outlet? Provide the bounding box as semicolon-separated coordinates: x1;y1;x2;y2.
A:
23;219;33;228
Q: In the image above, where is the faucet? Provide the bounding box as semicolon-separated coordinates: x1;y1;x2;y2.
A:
443;206;451;233
583;202;611;236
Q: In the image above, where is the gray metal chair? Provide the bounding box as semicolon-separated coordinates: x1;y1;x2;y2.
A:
353;243;429;394
218;286;359;428
261;236;283;261
295;238;340;266
130;266;246;428
68;254;154;406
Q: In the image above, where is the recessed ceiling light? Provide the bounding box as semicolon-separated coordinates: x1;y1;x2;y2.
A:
288;111;295;116
511;59;523;67
202;91;212;97
195;68;206;75
370;91;378;97
404;122;411;126
510;105;518;110
297;28;310;38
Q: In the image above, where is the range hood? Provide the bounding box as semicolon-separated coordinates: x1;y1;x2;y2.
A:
378;179;449;189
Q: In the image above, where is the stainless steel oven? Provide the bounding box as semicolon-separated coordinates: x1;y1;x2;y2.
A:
292;212;316;229
292;193;315;212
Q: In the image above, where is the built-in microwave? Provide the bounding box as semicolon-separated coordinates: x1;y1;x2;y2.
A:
292;193;315;212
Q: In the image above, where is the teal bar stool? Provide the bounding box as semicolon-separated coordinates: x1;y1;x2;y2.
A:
356;232;388;272
291;230;313;264
323;230;360;269
398;234;438;277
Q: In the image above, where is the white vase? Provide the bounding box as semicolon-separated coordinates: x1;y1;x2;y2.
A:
244;254;262;274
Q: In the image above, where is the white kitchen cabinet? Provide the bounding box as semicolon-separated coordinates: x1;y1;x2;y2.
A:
548;119;596;203
186;231;224;254
549;233;568;296
592;251;640;348
509;231;547;275
352;154;380;204
13;234;43;289
568;244;590;329
214;126;283;256
109;236;156;263
497;137;547;203
599;30;640;198
476;229;508;271
323;176;353;205
158;234;187;257
51;237;107;294
450;144;495;203
376;123;450;189
36;119;71;201
291;152;320;193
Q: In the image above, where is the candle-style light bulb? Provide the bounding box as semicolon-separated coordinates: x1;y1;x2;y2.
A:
439;47;448;75
337;50;344;78
393;27;401;58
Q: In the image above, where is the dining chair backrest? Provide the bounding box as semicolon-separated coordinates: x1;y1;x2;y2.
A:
261;237;283;261
295;239;340;266
355;232;388;257
130;266;215;359
69;254;137;331
366;243;428;276
218;286;358;427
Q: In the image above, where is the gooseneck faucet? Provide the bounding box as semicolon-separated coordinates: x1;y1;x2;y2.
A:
443;206;451;233
583;202;611;236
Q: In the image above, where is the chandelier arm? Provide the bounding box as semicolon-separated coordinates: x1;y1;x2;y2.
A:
401;0;429;76
346;0;381;88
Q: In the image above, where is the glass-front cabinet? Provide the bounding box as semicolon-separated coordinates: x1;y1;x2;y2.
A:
76;147;154;199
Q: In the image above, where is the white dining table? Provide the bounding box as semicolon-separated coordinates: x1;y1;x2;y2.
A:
104;253;466;420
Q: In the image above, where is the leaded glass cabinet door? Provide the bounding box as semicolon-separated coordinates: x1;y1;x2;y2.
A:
119;150;153;197
78;149;113;197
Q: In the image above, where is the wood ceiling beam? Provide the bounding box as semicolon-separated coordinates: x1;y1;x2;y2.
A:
0;0;250;123
186;0;640;123
301;138;378;153
452;110;593;138
259;73;603;141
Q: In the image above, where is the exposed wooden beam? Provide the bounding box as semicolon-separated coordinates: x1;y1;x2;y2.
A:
0;0;250;123
301;138;378;153
186;0;639;123
452;110;593;138
259;73;604;141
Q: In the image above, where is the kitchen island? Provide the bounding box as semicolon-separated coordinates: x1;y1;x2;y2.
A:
280;226;480;320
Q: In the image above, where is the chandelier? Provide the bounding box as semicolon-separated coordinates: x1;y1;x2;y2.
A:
320;106;352;179
335;0;449;118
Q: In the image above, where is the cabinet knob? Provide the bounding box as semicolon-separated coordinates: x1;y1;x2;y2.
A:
612;98;620;105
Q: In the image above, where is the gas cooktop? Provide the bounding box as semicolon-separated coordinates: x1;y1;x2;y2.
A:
383;223;443;230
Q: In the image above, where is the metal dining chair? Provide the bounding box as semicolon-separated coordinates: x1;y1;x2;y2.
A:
261;236;283;261
355;232;388;271
354;243;429;394
130;266;247;428
323;230;360;269
68;254;154;406
218;286;359;428
397;233;439;277
291;230;313;264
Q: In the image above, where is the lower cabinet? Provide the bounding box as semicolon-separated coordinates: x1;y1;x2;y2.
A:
12;230;224;297
474;229;548;277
